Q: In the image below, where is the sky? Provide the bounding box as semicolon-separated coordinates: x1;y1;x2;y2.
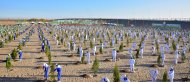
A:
0;0;190;19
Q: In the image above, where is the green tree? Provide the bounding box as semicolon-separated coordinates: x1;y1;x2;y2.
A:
163;71;168;82
113;64;120;82
0;41;4;48
91;57;100;74
181;52;186;63
157;55;161;66
81;53;85;64
99;47;103;54
10;49;18;61
119;43;123;52
6;55;12;71
136;49;140;58
90;40;94;49
50;64;56;81
17;44;22;50
172;40;176;51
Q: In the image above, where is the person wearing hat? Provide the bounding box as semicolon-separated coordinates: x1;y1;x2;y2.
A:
18;50;23;61
150;69;158;82
54;64;62;82
43;63;49;80
100;77;110;82
129;57;135;72
112;49;117;62
168;67;174;82
120;74;130;82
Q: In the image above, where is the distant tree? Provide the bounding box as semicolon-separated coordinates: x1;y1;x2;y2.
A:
119;43;123;52
99;47;103;54
181;52;186;63
0;41;4;48
90;40;94;49
157;55;161;66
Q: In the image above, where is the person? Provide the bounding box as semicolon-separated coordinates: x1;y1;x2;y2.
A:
160;46;164;54
73;42;76;51
152;46;155;55
182;45;187;54
67;42;70;51
120;74;130;82
18;50;23;61
93;46;96;56
129;57;135;72
132;42;136;50
101;43;104;49
112;38;115;46
100;77;110;82
86;51;91;64
168;67;174;82
54;64;62;82
161;52;165;66
43;63;49;80
41;42;45;52
140;48;144;58
174;50;179;64
128;48;133;58
56;40;59;45
79;49;83;62
150;69;158;82
112;49;117;62
165;43;170;54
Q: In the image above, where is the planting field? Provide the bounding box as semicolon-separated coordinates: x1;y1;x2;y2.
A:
0;23;190;82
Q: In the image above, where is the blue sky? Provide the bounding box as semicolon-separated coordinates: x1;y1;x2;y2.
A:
0;0;190;19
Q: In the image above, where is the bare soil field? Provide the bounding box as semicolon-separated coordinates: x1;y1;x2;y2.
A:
0;25;189;82
0;20;17;25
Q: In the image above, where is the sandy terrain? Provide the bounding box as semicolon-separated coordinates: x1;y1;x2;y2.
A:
0;20;17;25
0;24;190;82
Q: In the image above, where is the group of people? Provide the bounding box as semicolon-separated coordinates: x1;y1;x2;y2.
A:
39;23;190;82
43;63;62;82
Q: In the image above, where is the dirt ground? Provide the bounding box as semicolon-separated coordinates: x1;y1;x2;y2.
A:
0;20;17;25
0;24;190;82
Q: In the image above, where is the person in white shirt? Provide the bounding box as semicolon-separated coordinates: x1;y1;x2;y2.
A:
86;51;91;64
150;69;158;82
161;52;165;66
152;46;155;55
93;46;96;56
140;48;144;58
129;57;135;72
120;74;130;82
174;50;179;64
168;67;174;82
100;77;110;82
112;49;117;62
